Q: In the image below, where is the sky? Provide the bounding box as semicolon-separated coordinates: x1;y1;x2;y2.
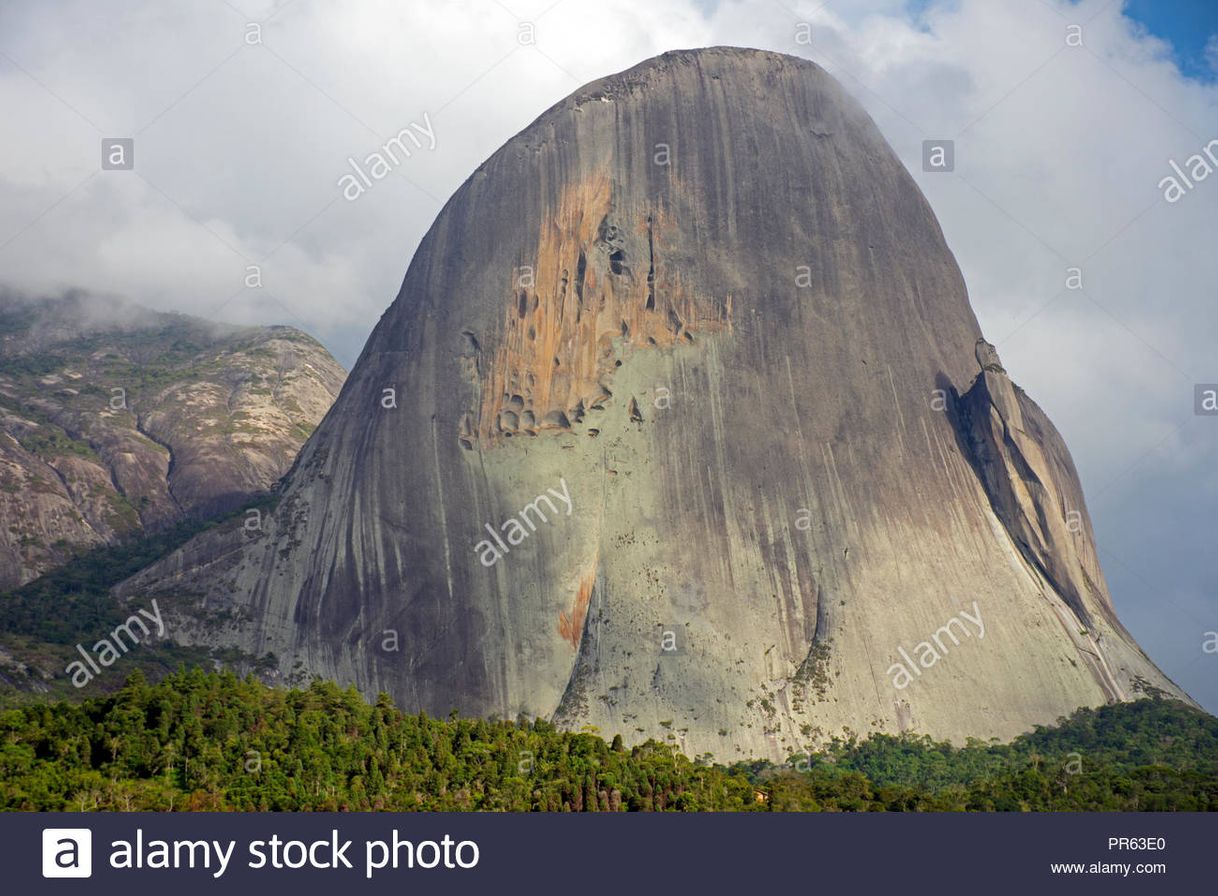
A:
1125;0;1218;80
0;0;1215;713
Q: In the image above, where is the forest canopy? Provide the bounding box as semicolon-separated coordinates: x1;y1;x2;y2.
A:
2;669;1215;812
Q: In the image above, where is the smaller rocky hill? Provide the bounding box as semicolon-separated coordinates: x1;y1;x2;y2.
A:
0;291;345;588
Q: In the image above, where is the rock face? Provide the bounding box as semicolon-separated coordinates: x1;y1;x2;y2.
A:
0;292;345;587
119;48;1188;759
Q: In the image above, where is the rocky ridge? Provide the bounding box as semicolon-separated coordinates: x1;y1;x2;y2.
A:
0;291;345;587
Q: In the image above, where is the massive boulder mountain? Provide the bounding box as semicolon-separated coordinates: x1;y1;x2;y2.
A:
0;292;345;587
119;47;1188;759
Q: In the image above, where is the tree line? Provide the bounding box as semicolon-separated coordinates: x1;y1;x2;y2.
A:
1;669;1215;812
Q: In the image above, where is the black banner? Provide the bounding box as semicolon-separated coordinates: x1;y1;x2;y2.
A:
9;812;1213;894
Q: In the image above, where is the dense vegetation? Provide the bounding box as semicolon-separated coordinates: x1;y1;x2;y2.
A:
1;669;1214;812
0;517;213;646
0;500;276;699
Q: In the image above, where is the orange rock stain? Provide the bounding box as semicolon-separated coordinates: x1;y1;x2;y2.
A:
468;173;730;446
558;573;596;650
